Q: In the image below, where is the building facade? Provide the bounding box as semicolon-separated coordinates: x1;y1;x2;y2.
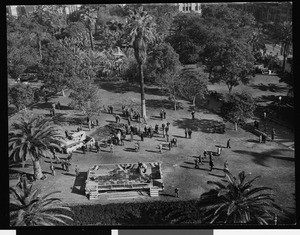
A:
175;3;202;14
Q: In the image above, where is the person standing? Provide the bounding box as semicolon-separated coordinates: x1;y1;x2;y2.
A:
271;128;275;141
155;124;159;134
135;142;140;152
75;165;79;177
198;155;204;165
188;129;192;139
223;160;229;176
191;111;195;120
130;131;134;142
88;120;91;131
209;158;214;171
168;141;172;150
158;143;163;154
110;105;114;114
96;119;99;126
149;126;153;138
61;160;65;171
110;143;114;153
140;132;144;141
194;159;200;169
226;139;231;148
95;141;100;153
163;110;166;119
165;126;169;136
50;163;55;176
160;110;163;120
185;128;188;138
175;188;179;198
162;123;166;138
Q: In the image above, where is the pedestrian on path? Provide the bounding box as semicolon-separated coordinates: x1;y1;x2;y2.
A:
209;158;214;171
163;110;166;119
188;129;192;139
271;128;275;141
50;163;55;176
96;119;99;126
185;128;188;138
191;111;195;120
226;139;231;148
166;133;169;142
165;126;169;135
110;143;114;153
198;155;204;165
130;131;133;142
140;132;144;141
168;141;171;150
75;165;79;177
61;160;65;171
160;110;163;120
155;124;159;134
223;160;229;176
95;141;100;153
135;142;140;152
175;188;179;197
158;143;163;154
194;159;200;169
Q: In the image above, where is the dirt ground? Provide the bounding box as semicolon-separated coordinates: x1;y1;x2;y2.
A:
9;74;295;217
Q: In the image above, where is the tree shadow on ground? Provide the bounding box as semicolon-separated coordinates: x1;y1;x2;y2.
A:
233;149;294;167
97;81;165;96
208;173;225;178
256;94;282;103
172;118;225;133
52;113;85;126
146;99;182;110
31;102;55;110
145;149;160;154
251;83;287;93
72;172;87;195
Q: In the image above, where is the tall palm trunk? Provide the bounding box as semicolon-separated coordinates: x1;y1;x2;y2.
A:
89;29;94;51
32;159;44;180
139;63;146;118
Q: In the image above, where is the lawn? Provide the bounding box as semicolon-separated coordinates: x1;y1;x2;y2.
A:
9;73;295;224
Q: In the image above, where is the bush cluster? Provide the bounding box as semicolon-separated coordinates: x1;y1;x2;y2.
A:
64;199;202;225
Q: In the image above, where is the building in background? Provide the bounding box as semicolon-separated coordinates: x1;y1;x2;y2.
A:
6;4;81;18
175;3;202;14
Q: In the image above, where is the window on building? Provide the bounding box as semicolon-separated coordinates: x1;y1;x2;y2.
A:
186;7;188;11
195;5;198;11
189;6;191;11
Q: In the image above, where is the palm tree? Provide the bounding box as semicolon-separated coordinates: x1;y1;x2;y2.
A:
10;177;73;226
199;171;282;224
80;6;97;51
9;114;64;180
125;6;157;118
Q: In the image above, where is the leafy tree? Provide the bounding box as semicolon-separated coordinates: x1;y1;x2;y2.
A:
8;84;34;111
210;37;255;93
167;13;203;64
7;28;41;79
270;21;292;72
155;71;182;111
9;114;64;179
68;78;102;117
10;178;73;226
145;42;181;82
221;91;256;131
199;170;282;224
40;41;74;94
178;70;209;106
125;6;157;118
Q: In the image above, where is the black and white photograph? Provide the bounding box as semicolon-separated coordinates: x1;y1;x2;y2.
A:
7;2;295;227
